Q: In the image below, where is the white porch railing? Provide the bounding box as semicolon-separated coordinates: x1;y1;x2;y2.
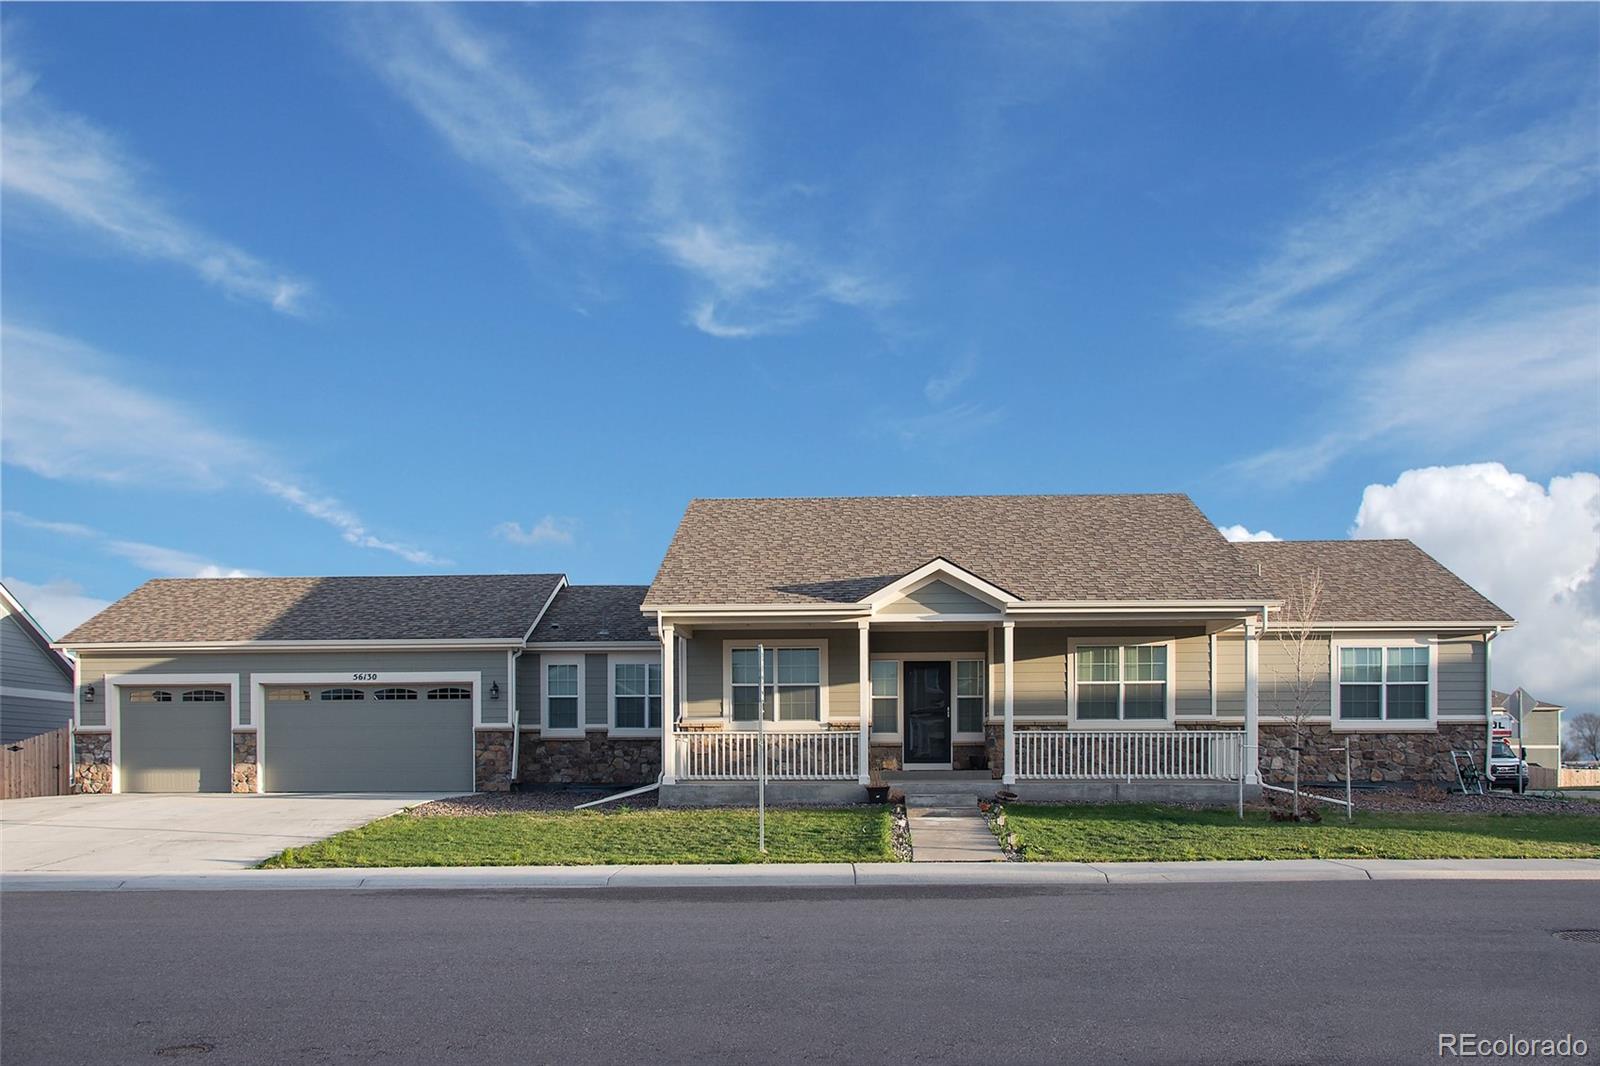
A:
676;730;861;781
1015;729;1246;781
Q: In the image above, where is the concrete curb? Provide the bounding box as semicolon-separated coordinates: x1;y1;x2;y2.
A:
4;857;1598;892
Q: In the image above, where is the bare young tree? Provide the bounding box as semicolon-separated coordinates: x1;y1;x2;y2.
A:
1267;567;1325;817
1568;712;1600;764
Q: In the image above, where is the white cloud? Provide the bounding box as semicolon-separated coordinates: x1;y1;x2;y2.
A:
1219;525;1280;543
1351;463;1600;717
0;577;111;641
350;6;886;338
0;57;311;314
492;517;577;548
4;511;259;580
2;323;444;566
1234;290;1599;483
925;353;978;404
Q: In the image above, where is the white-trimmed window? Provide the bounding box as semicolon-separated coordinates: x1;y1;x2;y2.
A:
1335;642;1434;726
543;656;583;734
729;645;823;724
955;661;986;735
870;660;899;735
1070;640;1174;723
180;688;227;702
373;687;418;701
320;688;365;701
611;657;663;732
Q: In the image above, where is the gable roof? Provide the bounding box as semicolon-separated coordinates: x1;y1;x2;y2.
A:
57;574;565;646
528;585;653;643
0;581;75;679
645;494;1275;607
1233;540;1511;625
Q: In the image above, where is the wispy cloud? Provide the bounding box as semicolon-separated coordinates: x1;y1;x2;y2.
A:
349;6;888;338
1;323;445;566
1189;112;1598;347
1233;290;1599;484
924;352;979;404
492;517;577;548
0;576;112;641
0;56;312;314
4;511;259;579
1218;525;1280;543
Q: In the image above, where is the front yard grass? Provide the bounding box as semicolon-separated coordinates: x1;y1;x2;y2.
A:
261;807;896;868
1001;804;1600;862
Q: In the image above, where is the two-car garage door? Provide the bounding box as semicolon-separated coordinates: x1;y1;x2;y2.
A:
262;685;473;793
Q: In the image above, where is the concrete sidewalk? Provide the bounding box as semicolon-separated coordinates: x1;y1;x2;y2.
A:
4;857;1597;892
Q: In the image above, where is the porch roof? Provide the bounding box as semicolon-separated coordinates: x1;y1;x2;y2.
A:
644;494;1275;608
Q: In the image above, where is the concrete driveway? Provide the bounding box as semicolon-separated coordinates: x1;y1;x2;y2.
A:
0;793;451;875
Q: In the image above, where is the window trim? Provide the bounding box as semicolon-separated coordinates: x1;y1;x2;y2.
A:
1330;635;1438;732
866;653;988;741
720;639;830;730
609;652;663;736
541;654;585;738
1066;637;1178;729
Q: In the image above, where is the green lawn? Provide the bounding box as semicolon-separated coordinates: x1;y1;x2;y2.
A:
1000;804;1600;862
261;807;896;868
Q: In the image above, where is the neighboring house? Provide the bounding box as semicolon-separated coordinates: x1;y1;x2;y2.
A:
1492;688;1563;769
54;493;1514;802
1;581;76;744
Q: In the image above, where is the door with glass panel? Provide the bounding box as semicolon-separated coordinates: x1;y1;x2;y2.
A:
903;661;952;765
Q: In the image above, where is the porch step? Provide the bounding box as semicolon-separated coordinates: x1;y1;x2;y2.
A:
904;798;1007;863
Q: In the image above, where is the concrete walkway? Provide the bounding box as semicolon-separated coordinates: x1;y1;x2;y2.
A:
5;858;1596;892
904;796;1006;861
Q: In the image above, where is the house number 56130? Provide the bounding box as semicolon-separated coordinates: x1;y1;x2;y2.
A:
352;672;378;682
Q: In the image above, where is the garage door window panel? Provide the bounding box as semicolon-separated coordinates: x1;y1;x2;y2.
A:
320;688;366;701
374;687;419;701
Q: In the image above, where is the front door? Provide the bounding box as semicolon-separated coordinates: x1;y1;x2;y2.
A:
903;661;952;766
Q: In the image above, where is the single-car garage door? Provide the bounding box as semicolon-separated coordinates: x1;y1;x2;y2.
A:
263;684;473;793
120;687;232;793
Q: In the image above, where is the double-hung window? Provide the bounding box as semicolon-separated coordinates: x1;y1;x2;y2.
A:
543;657;582;734
729;646;822;723
612;659;663;731
1072;641;1171;722
955;660;986;734
869;660;899;735
1337;643;1431;725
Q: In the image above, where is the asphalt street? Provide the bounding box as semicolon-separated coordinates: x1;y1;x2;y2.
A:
3;881;1596;1065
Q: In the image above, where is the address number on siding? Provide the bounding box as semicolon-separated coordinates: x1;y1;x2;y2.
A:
352;672;378;682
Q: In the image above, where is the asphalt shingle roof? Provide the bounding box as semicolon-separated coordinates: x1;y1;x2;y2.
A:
58;574;565;644
644;494;1276;606
528;585;653;643
1233;540;1511;625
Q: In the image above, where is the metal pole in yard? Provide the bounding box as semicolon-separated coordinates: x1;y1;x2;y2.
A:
758;643;767;854
1345;745;1352;821
1237;733;1245;821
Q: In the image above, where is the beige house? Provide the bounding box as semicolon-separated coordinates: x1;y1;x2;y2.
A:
643;494;1514;805
1492;688;1564;769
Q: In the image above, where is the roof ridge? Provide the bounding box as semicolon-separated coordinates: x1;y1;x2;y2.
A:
688;492;1192;504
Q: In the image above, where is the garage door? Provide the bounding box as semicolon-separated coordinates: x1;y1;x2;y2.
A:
120;687;232;793
263;685;473;793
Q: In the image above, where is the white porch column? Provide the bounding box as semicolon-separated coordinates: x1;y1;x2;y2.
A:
1002;621;1016;785
857;620;871;785
1243;615;1260;785
661;622;677;785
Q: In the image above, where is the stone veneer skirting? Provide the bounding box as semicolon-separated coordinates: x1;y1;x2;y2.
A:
475;730;513;792
72;731;112;794
231;732;257;793
518;732;661;786
1258;722;1486;786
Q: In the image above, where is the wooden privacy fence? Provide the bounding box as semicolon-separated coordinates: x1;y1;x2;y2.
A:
1;726;71;799
1528;765;1600;791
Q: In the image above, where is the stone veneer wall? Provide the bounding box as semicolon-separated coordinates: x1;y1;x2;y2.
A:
869;745;901;773
72;731;112;794
475;730;512;792
231;732;257;793
952;743;988;772
1259;723;1486;786
518;732;661;786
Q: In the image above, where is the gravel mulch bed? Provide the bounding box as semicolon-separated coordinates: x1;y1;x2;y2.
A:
409;789;660;817
981;801;1025;861
1297;786;1598;817
890;804;912;861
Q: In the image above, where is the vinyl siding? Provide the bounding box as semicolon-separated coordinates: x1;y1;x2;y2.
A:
1216;634;1245;716
585;653;608;726
1259;634;1332;717
1437;634;1486;717
682;628;860;722
517;650;663;732
877;581;998;617
1;611;72;691
76;650;510;730
1174;634;1212;717
990;627;1209;720
0;695;72;745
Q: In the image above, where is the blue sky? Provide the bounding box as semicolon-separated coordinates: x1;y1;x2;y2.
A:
2;5;1597;712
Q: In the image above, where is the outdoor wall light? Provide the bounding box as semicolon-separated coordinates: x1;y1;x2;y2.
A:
489;682;500;700
83;685;95;702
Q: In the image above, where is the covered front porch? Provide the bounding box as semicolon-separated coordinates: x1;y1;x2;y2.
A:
653;560;1268;808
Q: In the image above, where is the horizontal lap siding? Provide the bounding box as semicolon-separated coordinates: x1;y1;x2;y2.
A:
1216;635;1245;716
683;629;860;723
1259;635;1331;717
1174;634;1211;717
1;695;73;745
77;650;511;729
517;653;541;725
878;581;999;616
1437;635;1485;717
1013;629;1066;717
993;627;1210;720
585;653;608;726
2;614;71;690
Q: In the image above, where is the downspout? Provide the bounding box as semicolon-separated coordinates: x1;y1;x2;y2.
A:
1484;627;1501;782
508;647;522;788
